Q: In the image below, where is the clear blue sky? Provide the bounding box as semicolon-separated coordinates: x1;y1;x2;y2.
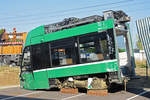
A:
0;0;150;48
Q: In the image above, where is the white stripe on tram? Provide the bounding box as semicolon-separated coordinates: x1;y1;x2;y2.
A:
33;59;117;73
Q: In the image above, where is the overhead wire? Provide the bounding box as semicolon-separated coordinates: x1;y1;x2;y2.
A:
0;0;133;21
0;0;149;29
0;0;147;26
0;0;139;26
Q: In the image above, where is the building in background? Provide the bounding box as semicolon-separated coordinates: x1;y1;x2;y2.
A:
0;28;27;66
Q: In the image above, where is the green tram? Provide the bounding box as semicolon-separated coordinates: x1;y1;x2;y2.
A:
20;10;134;90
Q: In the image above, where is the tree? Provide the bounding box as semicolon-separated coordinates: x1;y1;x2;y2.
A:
136;35;143;50
118;48;126;52
0;29;4;35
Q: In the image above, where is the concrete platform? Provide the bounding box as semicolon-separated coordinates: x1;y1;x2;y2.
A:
60;88;79;94
87;89;108;96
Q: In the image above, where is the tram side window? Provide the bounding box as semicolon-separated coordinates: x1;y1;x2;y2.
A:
79;32;115;63
41;43;51;67
106;30;116;59
21;46;31;71
51;39;76;67
79;35;103;63
31;43;50;70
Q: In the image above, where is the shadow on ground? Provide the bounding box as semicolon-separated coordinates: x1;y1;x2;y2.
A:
127;76;150;89
127;75;150;99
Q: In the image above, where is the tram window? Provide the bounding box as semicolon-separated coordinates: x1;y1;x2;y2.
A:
32;45;41;69
31;43;50;70
51;39;76;67
100;39;109;59
41;43;50;67
21;46;31;71
79;32;115;63
79;35;103;63
106;30;116;59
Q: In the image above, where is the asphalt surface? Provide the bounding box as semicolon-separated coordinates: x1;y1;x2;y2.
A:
0;87;150;100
